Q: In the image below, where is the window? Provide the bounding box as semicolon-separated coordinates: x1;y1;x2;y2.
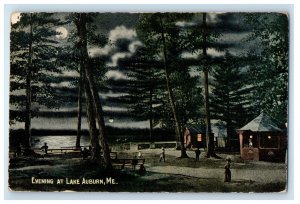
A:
243;134;258;148
260;135;280;149
197;134;202;142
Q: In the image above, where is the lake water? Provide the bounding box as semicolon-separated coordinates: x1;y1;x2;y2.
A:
32;135;91;149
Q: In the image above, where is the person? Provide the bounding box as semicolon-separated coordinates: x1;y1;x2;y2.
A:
16;143;22;156
82;147;89;159
132;156;138;170
138;164;146;175
41;142;48;154
248;138;253;148
159;147;165;162
195;148;201;161
137;150;142;158
224;158;231;182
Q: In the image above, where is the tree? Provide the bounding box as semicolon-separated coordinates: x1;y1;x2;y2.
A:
10;13;64;152
186;13;220;157
185;13;251;157
210;52;253;145
136;13;194;157
57;13;108;151
117;46;165;142
244;13;288;125
74;13;112;169
158;68;204;133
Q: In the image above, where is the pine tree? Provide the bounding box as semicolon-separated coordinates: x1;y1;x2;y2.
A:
74;13;112;169
136;13;194;157
117;46;165;142
210;52;253;145
244;13;288;125
10;13;64;153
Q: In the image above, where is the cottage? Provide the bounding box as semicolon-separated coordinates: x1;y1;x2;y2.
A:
237;112;286;162
183;125;206;149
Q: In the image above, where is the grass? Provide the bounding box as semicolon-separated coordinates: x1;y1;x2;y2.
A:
8;151;287;192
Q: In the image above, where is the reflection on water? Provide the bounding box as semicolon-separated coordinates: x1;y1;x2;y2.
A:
32;135;91;149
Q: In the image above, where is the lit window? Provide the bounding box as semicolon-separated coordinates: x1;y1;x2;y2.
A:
197;134;202;142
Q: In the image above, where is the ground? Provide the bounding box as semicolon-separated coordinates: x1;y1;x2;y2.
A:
8;148;287;192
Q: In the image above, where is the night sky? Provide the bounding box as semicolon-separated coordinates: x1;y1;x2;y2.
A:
9;12;277;132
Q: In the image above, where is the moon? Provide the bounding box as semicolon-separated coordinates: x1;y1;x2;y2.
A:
56;27;68;40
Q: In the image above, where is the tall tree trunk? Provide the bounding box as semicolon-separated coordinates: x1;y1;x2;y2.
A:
202;13;216;158
149;87;153;143
24;13;33;151
159;16;188;158
83;74;101;160
84;63;112;169
75;66;83;148
77;13;112;169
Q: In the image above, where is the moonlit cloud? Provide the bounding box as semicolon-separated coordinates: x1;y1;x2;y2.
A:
181;51;199;59
88;25;142;69
105;70;127;80
109;25;137;43
108;52;131;67
181;49;224;59
88;45;111;57
207;48;225;57
128;41;143;53
50;81;75;88
175;21;196;27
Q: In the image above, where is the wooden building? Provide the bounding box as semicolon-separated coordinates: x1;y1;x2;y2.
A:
237;112;286;162
183;125;206;149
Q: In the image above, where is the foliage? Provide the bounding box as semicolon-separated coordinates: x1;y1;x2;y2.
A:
244;13;288;125
210;52;253;137
10;13;65;124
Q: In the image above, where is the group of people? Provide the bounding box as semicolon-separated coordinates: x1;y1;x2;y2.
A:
157;146;201;162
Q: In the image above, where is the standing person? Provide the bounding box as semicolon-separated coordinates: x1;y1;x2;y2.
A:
41;142;49;154
16;143;22;156
195;148;201;161
137;150;142;158
159;147;165;162
224;158;231;182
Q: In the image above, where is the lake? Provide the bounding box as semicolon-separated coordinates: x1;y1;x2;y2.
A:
32;135;91;149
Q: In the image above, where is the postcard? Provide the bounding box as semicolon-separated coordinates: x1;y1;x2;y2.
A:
9;12;288;192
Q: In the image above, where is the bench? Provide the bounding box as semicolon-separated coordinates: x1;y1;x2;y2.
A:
31;148;82;157
100;151;118;160
112;158;145;170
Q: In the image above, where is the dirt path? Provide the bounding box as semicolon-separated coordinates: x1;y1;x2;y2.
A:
138;148;287;185
146;165;286;184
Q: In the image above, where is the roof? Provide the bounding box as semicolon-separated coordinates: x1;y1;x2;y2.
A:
185;125;205;135
238;112;282;132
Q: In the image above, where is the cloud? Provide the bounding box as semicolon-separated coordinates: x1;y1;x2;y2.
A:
107;52;131;67
175;21;196;27
105;70;127;80
109;25;137;43
181;51;199;59
88;25;142;67
88;45;111;57
181;49;225;58
207;48;225;57
129;41;143;53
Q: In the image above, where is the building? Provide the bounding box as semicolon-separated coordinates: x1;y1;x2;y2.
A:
237;112;287;162
183;125;206;149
